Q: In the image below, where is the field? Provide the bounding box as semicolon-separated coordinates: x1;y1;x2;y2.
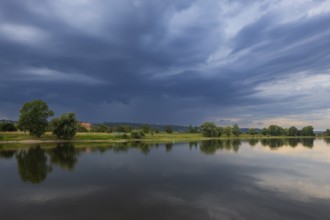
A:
0;131;319;145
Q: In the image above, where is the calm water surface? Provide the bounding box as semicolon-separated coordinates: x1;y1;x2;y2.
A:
1;138;330;220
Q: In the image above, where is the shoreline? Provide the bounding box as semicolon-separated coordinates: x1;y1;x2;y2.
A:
0;135;321;145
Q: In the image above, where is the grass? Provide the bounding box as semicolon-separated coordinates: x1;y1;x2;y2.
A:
0;131;319;144
0;131;55;141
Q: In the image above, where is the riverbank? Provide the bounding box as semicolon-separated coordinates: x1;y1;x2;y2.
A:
0;131;320;145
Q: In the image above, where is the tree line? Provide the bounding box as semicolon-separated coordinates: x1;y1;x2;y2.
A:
0;100;324;139
193;122;316;137
0;100;176;140
17;100;79;139
86;123;174;134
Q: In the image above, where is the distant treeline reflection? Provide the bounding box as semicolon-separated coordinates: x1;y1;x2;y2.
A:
0;138;322;184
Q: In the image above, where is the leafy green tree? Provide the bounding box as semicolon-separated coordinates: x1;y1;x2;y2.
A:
248;128;257;135
165;125;173;134
18;100;54;137
288;126;298;136
130;129;145;139
300;126;315;136
268;125;285;136
223;126;232;137
232;124;241;137
200;122;219;137
91;124;110;133
112;125;132;133
217;126;223;136
0;122;17;131
51;113;79;140
261;128;269;136
141;124;151;134
323;129;330;136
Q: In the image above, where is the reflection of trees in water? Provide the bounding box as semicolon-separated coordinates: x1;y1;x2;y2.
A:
16;146;52;184
131;142;153;154
300;138;314;148
248;139;259;147
2;137;318;184
0;150;16;159
199;139;241;155
189;142;198;150
260;138;315;149
324;138;330;145
287;139;299;147
49;143;79;171
165;143;173;152
261;139;286;149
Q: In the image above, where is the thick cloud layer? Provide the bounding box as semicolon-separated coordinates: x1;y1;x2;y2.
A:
1;0;330;129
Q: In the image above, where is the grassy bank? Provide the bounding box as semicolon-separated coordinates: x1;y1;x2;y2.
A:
0;131;319;144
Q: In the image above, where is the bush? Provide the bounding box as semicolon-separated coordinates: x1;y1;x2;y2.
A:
165;126;173;133
0;122;17;132
77;124;89;132
51;113;79;140
200;122;220;137
130;130;145;139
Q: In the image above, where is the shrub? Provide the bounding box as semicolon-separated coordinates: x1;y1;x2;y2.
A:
165;126;173;133
51;113;79;140
0;122;17;132
130;130;145;139
200;122;219;137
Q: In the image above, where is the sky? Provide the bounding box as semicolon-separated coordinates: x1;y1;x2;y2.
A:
0;0;330;129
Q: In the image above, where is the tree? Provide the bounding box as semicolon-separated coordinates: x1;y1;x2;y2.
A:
141;124;151;134
165;125;173;134
248;128;257;135
223;126;232;137
288;126;298;136
217;126;223;136
91;124;110;133
51;113;79;140
0;122;17;131
18;100;54;137
300;126;315;136
188;125;198;133
232;124;241;137
130;129;145;139
199;122;219;137
268;125;285;136
261;128;269;136
323;129;330;136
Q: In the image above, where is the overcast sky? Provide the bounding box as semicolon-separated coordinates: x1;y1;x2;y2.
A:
1;0;330;129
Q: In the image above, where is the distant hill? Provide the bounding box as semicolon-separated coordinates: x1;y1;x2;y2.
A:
0;119;17;124
97;123;263;133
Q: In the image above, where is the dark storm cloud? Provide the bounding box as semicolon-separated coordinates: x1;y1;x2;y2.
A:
0;0;330;128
